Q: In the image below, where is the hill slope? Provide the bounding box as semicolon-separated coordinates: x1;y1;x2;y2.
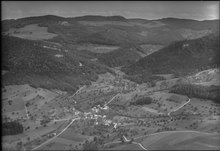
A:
122;33;219;83
2;36;110;92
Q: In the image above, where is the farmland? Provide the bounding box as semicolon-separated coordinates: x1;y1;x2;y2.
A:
2;66;220;150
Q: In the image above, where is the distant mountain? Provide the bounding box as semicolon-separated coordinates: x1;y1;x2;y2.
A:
128;18;151;24
122;33;219;83
73;15;127;21
1;15;219;77
2;15;219;45
157;17;219;31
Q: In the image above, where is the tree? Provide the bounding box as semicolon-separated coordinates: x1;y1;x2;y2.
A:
8;100;12;105
120;136;124;143
129;138;134;144
93;136;97;142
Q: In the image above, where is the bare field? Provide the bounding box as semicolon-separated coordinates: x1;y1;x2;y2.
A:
77;44;119;53
188;68;220;86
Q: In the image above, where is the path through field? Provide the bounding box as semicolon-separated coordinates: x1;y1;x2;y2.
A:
32;117;80;150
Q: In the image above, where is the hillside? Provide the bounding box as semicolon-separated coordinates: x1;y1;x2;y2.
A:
2;15;219;87
2;15;219;63
2;36;110;92
122;33;219;83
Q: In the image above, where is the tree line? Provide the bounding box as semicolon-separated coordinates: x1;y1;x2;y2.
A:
170;84;220;103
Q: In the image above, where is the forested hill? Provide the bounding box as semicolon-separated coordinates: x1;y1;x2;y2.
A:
2;36;110;92
122;33;219;78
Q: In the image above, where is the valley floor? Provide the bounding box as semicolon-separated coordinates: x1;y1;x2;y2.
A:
2;68;220;150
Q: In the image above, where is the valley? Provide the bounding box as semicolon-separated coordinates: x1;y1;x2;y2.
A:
1;10;220;151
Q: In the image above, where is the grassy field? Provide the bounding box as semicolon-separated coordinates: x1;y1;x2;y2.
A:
59;129;88;142
40;126;91;150
4;24;57;40
3;97;25;112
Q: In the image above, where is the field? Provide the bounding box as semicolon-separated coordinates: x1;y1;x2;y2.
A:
3;120;67;150
40;130;91;150
2;84;60;121
4;24;57;40
137;131;220;150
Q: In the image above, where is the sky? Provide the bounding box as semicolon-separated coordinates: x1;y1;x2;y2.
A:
2;1;219;21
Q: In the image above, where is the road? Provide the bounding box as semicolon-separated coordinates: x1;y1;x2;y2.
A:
69;86;86;98
32;89;119;150
32;117;80;150
105;94;119;106
168;98;191;116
